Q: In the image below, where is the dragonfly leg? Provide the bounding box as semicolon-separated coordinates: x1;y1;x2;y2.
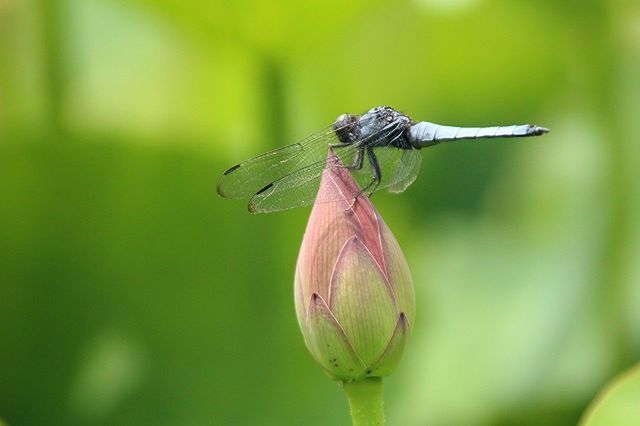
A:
363;148;382;195
344;149;381;213
329;142;352;148
330;143;363;171
345;148;364;170
348;147;382;209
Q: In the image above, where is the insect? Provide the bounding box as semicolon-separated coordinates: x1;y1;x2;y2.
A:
217;106;548;213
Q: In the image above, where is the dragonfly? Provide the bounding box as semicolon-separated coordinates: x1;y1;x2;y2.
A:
217;106;549;213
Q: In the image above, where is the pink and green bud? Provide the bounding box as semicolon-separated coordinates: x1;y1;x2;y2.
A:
294;149;415;382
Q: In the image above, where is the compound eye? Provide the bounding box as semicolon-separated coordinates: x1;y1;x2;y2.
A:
334;114;347;126
386;114;394;122
333;113;358;143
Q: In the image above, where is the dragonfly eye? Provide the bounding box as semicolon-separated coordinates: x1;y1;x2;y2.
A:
333;113;359;143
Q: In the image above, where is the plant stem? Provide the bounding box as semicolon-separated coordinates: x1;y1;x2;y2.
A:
342;378;385;426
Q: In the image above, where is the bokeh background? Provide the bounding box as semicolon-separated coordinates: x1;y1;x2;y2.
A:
1;0;639;425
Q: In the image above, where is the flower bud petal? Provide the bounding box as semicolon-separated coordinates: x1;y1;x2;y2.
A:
380;221;415;322
304;293;366;379
366;313;409;377
329;237;397;368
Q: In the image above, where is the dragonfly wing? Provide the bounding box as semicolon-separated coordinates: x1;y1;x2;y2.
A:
248;146;363;213
217;143;303;199
386;149;422;194
347;146;403;195
248;162;325;213
343;146;422;197
216;125;338;199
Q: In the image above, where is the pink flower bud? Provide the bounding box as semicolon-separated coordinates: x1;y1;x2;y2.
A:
295;149;415;382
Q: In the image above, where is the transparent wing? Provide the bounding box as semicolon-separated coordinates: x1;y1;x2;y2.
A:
360;147;406;194
342;146;422;197
216;124;339;199
386;149;422;194
248;145;362;213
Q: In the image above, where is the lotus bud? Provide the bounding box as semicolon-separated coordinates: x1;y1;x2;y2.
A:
294;148;415;382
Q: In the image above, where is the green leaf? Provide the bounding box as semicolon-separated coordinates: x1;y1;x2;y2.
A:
580;363;640;426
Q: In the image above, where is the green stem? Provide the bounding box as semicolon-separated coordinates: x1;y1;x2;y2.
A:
342;378;385;426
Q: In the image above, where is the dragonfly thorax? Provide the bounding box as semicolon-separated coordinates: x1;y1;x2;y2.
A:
360;106;413;149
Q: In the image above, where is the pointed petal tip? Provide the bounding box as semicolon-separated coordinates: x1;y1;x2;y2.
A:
398;312;410;330
396;312;409;331
307;292;322;316
304;291;366;379
316;147;366;208
308;292;330;315
363;312;410;378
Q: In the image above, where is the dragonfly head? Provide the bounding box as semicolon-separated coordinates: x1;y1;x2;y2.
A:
333;113;360;143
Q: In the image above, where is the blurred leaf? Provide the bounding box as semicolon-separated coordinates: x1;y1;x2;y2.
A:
580;364;640;426
2;0;640;425
123;0;381;53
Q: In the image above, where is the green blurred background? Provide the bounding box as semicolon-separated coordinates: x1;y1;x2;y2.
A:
1;0;639;425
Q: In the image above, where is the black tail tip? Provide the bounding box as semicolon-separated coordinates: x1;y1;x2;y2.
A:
531;125;550;135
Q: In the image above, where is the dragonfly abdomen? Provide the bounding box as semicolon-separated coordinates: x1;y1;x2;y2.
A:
409;121;549;148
